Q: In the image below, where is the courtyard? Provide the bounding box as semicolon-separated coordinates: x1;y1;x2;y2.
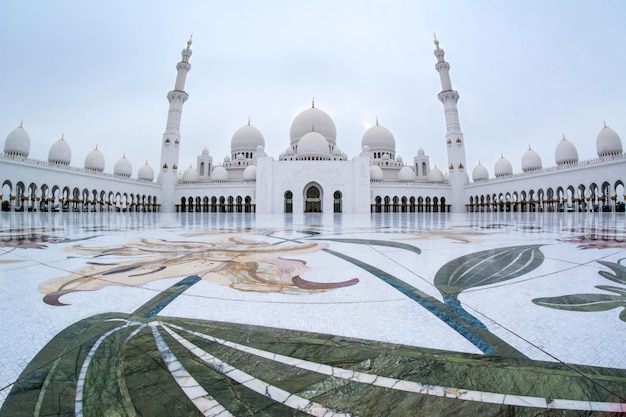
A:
0;211;625;416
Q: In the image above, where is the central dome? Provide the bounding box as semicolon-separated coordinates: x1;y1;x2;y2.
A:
297;131;330;158
290;101;336;147
231;121;265;151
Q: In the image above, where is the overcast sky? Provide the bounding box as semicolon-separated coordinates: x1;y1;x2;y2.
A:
2;1;625;177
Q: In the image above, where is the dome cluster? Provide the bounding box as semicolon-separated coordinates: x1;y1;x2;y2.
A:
2;123;159;181
471;124;623;181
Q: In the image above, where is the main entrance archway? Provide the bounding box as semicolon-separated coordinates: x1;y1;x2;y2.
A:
304;184;322;213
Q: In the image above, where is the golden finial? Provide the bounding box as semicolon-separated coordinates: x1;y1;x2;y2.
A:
61;133;64;140
187;34;193;48
19;120;23;128
311;123;315;132
95;144;98;150
433;33;440;48
376;116;379;126
312;97;315;108
247;116;251;126
528;144;531;150
603;120;607;128
562;133;566;140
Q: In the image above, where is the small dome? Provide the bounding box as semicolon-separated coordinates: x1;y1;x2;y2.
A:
370;165;383;181
396;155;403;163
224;155;231;163
398;166;415;181
290;102;336;146
596;123;622;157
297;131;329;157
84;146;105;172
113;155;132;177
231;122;265;151
182;165;198;183
472;161;489;181
212;166;228;181
138;161;154;181
4;123;30;157
237;153;245;160
202;147;209;156
428;166;444;183
382;153;390;160
362;122;396;152
48;135;71;165
333;145;343;155
555;135;579;165
521;146;542;172
494;154;513;177
243;164;257;181
417;147;425;156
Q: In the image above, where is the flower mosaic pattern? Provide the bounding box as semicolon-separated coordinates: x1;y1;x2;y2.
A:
39;236;359;305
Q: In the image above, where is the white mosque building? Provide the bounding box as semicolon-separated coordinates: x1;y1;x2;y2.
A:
1;38;625;214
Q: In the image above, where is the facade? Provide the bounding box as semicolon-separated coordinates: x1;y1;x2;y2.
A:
1;38;625;214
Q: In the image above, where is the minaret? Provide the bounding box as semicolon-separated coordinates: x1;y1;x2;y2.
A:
434;36;468;212
159;37;193;212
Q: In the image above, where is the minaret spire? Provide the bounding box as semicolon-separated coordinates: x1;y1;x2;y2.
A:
159;39;193;211
434;37;468;211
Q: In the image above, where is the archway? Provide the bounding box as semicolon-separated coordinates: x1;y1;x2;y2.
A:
333;190;342;213
304;184;322;213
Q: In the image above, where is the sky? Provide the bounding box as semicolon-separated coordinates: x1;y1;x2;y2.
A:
1;0;625;177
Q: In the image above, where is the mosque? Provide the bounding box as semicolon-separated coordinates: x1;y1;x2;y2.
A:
1;38;625;214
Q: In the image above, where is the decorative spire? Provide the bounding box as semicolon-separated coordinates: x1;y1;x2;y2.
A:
187;34;193;49
60;133;64;140
604;120;607;128
562;133;566;140
433;33;440;49
376;116;379;126
312;97;315;108
247;116;251;126
19;120;23;128
311;123;315;132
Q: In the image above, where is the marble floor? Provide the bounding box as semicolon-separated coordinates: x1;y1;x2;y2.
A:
0;211;625;416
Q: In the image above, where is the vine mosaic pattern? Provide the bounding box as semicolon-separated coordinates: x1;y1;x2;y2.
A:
1;213;625;416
